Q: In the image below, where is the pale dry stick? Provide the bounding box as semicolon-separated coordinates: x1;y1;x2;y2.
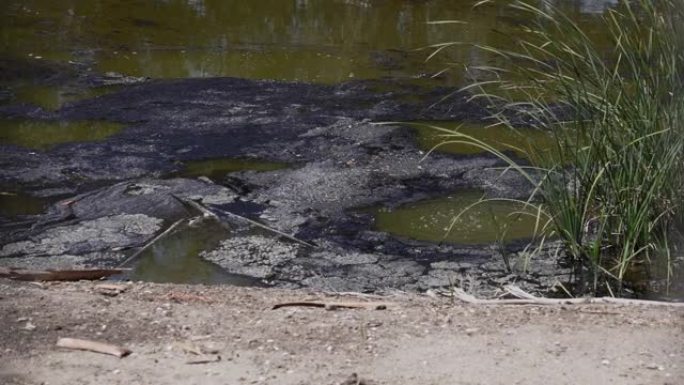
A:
117;218;186;267
94;283;128;296
94;283;128;292
449;286;684;307
56;338;131;358
176;196;317;248
321;291;389;299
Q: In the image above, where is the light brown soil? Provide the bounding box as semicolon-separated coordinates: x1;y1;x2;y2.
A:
1;279;682;385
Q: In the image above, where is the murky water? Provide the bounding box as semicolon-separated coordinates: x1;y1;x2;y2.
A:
0;119;123;149
371;190;544;245
408;121;556;158
1;1;617;91
12;84;123;111
127;219;260;285
0;191;48;218
178;157;288;180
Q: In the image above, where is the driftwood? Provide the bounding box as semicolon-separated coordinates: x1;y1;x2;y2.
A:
272;301;391;310
117;218;186;267
175;196;317;248
94;283;128;296
0;267;128;282
449;286;684;307
95;283;128;292
56;338;131;358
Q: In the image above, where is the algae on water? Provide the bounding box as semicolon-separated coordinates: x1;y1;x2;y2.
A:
0;120;123;150
371;190;542;245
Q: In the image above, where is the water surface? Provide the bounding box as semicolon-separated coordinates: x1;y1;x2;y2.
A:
1;0;618;86
0;191;48;218
0;119;123;149
408;121;556;158
128;219;260;285
179;158;288;180
371;190;544;245
11;84;123;111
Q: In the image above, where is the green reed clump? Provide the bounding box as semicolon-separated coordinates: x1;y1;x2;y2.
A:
430;0;684;295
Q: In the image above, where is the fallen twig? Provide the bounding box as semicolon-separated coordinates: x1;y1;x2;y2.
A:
117;218;186;267
175;195;317;248
94;283;128;296
56;337;131;358
272;301;391;310
0;267;129;282
321;291;389;299
448;286;684;307
186;355;221;365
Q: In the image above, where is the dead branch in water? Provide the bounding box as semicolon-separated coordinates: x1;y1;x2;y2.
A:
174;195;317;248
447;286;684;307
117;217;186;267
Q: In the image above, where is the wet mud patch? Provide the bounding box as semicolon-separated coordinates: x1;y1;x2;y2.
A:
0;76;569;295
0;77;487;192
0;214;162;267
0;178;238;264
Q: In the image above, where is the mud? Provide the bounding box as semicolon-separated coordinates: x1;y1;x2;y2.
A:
0;67;570;294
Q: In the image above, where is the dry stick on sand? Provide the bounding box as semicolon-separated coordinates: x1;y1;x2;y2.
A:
186;355;222;365
56;338;131;358
450;286;684;307
117;218;186;267
94;283;128;296
272;301;391;310
0;267;129;282
174;195;317;248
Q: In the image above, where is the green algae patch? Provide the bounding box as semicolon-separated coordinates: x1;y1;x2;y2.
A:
179;158;288;180
370;191;543;245
11;84;122;111
0;119;123;150
128;220;259;286
409;121;556;159
0;192;48;217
